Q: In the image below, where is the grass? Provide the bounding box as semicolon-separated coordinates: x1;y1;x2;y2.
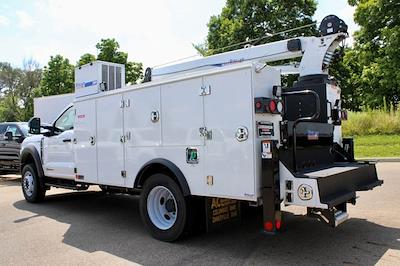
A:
342;109;400;136
341;109;400;158
353;135;400;158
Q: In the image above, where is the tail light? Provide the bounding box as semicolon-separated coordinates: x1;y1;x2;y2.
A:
255;97;283;114
268;100;277;113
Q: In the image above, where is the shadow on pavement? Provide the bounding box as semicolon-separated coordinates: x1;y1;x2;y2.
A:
13;191;400;265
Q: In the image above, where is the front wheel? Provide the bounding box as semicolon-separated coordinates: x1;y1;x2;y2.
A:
21;164;46;203
139;174;189;241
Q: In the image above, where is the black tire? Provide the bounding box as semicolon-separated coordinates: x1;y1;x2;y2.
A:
139;173;190;242
21;164;46;203
99;185;110;193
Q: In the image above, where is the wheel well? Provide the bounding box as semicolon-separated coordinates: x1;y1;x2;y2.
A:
135;161;191;196
21;152;34;168
20;147;44;177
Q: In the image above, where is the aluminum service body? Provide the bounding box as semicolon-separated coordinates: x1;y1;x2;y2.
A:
21;16;382;237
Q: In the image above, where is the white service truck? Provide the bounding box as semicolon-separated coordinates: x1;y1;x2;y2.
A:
20;15;382;241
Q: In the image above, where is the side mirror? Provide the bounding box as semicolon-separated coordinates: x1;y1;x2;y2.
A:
28;117;41;134
5;131;13;141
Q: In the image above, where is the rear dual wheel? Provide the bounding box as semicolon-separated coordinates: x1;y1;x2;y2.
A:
140;174;189;242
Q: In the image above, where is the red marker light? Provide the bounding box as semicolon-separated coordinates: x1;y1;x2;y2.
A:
255;101;262;109
268;100;277;113
275;220;281;230
264;221;274;231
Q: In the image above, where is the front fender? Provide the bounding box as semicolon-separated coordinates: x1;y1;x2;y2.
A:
20;144;44;178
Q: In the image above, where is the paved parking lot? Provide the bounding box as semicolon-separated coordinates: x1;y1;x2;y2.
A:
0;163;399;265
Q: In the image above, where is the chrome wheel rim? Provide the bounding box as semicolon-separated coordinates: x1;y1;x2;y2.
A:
147;186;177;230
23;171;34;197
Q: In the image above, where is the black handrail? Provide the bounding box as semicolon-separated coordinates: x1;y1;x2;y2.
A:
282;90;321;172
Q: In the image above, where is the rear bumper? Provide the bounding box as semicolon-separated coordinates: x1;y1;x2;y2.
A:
297;162;383;208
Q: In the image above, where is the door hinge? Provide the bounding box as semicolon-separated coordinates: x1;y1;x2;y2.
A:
125;131;131;141
121;170;127;178
199;127;212;140
199;85;211;96
120;99;131;108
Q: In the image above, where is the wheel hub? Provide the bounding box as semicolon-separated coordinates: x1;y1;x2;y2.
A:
23;171;34;197
165;199;176;212
147;186;178;230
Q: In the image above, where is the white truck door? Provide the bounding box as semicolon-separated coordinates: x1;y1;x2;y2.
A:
161;77;205;147
160;77;206;196
203;68;256;200
123;86;161;187
43;106;75;179
96;93;125;186
74;100;97;183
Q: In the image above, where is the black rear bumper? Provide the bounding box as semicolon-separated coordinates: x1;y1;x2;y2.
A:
297;162;383;208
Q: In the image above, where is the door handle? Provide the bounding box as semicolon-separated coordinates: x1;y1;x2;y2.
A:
63;138;72;143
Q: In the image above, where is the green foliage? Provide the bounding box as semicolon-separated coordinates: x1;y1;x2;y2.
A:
39;55;74;97
0;60;42;121
342;109;400;136
199;0;318;55
330;48;364;111
78;53;96;66
340;0;400;109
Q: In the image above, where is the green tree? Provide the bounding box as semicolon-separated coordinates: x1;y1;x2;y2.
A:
95;38;143;84
0;62;24;121
19;59;42;120
77;53;96;66
39;55;74;96
197;0;318;55
346;0;400;108
330;48;364;111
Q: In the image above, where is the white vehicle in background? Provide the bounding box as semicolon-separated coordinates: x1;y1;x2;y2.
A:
34;93;75;124
20;15;382;241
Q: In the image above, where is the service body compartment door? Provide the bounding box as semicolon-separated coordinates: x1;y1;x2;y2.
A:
161;77;204;146
124;86;161;147
204;68;255;200
96;94;125;186
123;86;161;187
74;100;97;183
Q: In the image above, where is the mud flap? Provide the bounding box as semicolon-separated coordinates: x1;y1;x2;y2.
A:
204;197;241;233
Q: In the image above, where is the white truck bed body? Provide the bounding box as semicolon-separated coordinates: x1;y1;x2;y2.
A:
74;62;281;201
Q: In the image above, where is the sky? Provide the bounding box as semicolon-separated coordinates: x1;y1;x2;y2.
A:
0;0;358;69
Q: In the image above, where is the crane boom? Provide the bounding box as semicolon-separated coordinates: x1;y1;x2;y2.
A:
149;15;348;81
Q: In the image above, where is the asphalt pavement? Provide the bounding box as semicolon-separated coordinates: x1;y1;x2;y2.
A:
0;163;399;265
